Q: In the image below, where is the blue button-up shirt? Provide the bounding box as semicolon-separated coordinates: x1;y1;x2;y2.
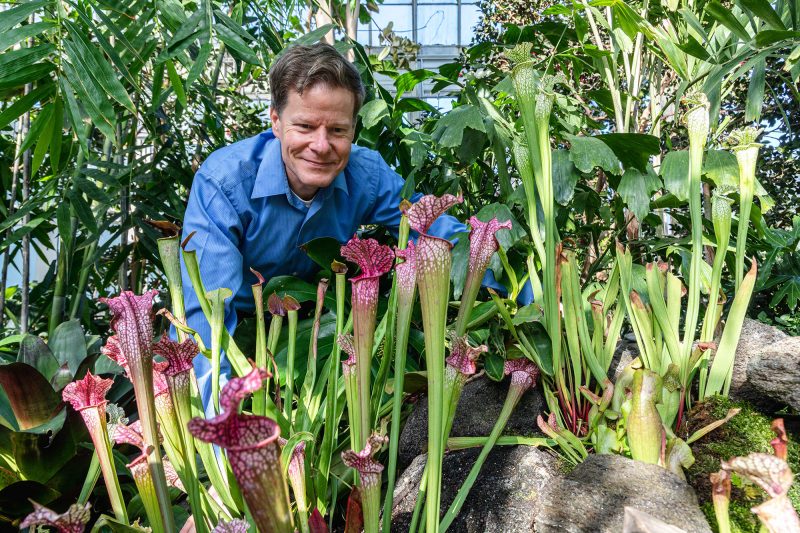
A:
180;130;466;405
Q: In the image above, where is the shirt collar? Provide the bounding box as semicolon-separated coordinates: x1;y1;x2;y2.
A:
252;131;349;199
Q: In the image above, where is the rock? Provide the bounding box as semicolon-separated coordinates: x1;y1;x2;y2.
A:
746;336;800;411
391;445;560;533
727;318;800;411
398;375;546;470
534;455;712;533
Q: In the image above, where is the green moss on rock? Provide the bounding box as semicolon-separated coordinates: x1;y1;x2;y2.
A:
687;396;799;532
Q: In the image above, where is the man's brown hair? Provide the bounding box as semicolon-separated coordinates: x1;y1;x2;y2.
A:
269;43;365;119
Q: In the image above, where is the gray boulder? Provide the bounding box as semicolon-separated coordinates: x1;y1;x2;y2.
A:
728;318;799;411
391;445;560;533
398;375;546;469
534;454;711;533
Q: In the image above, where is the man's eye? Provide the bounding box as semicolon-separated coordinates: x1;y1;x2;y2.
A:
299;124;311;129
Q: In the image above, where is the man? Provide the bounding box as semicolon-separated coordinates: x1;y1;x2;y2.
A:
181;43;466;406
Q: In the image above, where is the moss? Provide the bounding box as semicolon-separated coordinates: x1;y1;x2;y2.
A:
701;501;761;533
686;396;800;531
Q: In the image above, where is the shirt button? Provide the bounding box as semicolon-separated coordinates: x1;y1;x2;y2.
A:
292;271;299;276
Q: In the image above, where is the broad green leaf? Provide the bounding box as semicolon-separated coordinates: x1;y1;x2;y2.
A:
62;26;136;114
0;83;54;131
288;24;336;47
18;101;53;156
60;60;116;141
216;24;261;65
564;133;623;175
298;237;344;272
706;1;751;42
166;59;187;107
16;335;58;381
755;29;800;47
395;97;438;114
214;9;256;42
56;202;71;253
186;43;213;87
394;69;437;99
30;103;54;176
0;362;59;430
0;21;52;53
431;105;486;148
359;99;389;129
50;319;88;375
704;150;738;188
484;352;505;381
0;218;45;253
617;166;661;221
450;231;471;300
552;149;580;205
0;62;53;91
0;43;54;80
596;133;660;172
745;57;766;122
660;150;690;201
736;0;786;30
58;77;88;154
0;0;48;35
769;275;800;310
263;276;336;309
67;189;98;234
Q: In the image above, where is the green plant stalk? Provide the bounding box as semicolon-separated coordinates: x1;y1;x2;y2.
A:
343;361;360;457
417;236;452;533
446;436;554;449
734;145;758;291
297;279;328;432
351;280;378;450
682;95;709;365
77;450;100;505
189;377;239;514
370;310;394;425
283;309;298;424
157;235;186;341
703;261;757;398
252;283;268;417
710;471;732;533
645;264;683;371
381;219;413;533
127;366;175;529
562;252;606;384
440;382;526;532
68;240;97;320
207;288;231;415
627;369;663;465
701;193;733;343
84;409;127;522
315;268;347;514
182;247;249;375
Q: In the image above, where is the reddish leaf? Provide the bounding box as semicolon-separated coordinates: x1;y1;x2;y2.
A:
308;508;329;533
343;486;364;533
0;362;61;430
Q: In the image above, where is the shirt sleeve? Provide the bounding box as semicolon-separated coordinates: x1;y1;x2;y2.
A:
180;171;242;406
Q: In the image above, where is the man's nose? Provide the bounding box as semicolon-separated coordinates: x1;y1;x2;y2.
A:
309;127;331;152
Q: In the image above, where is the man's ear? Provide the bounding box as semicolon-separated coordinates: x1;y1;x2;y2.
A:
269;107;281;138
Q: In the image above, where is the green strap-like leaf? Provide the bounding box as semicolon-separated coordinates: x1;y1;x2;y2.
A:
736;0;787;30
706;1;752;42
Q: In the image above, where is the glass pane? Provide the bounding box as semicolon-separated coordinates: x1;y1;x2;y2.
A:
417;4;458;45
357;19;372;46
371;5;414;38
423;95;457;112
418;0;457;4
460;3;482;45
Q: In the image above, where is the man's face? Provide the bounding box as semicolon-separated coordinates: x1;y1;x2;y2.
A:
270;84;356;201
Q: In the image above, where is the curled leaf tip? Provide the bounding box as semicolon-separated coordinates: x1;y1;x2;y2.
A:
180;230;197;250
337;334;357;366
250;267;266;286
504;358;540;390
219;367;271;415
212;518;251;533
21;501;91;533
268;293;288;316
153;334;198;376
340;236;394;281
331;259;348;274
62;371;114;411
727;126;763;150
505;42;533;65
405;193;463;235
722;453;793;498
282;294;301;312
341;433;387;484
446;336;487;376
467;216;513;274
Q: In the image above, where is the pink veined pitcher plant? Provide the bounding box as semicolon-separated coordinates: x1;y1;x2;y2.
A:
100;290;174;530
340;235;394;450
21;501;91;533
341;433;388;533
188;367;293;533
402;193;462;533
62;371;127;523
